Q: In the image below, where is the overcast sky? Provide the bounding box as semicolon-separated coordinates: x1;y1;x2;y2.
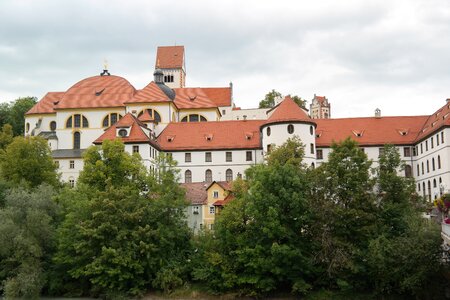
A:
1;0;450;118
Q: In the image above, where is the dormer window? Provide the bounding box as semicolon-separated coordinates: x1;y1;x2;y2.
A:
398;129;408;136
352;130;364;137
116;127;130;138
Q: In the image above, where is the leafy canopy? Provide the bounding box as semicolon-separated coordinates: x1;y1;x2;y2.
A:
0;96;37;136
258;89;307;109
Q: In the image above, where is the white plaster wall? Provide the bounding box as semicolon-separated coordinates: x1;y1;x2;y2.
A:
221;108;269;121
262;122;316;166
125;103;174;136
55;158;84;183
171;149;263;183
162;68;184;89
24;114;57;136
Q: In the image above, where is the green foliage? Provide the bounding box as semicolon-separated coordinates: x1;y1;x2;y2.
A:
0;97;37;136
266;136;305;168
0;136;59;188
258;89;282;108
52;142;191;296
78;139;147;191
0;124;13;150
258;90;307;109
193;139;314;296
0;185;58;298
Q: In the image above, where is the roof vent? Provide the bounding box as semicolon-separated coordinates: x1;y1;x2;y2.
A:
243;115;247;121
205;134;213;141
167;136;175;142
95;88;105;96
245;132;254;140
189;95;197;101
352;130;364;137
398;129;408;136
375;108;381;118
53;101;60;105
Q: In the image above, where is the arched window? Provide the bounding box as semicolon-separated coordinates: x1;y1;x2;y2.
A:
267;127;271;136
50;121;56;131
73;132;81;149
102;113;123;127
181;114;207;122
405;165;412;178
287;124;294;134
433;179;437;188
138;109;161;123
26;122;30;133
432;158;435;171
225;169;233;182
427;181;431;201
66;114;89;128
205;169;212;183
416;165;419;176
418;183;420;191
421;162;424;175
426;160;429;173
438;155;441;169
310;126;314;135
311;162;315;169
422;182;426;197
185;170;192;183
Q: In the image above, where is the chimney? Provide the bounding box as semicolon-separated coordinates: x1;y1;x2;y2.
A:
446;98;450;103
375;108;381;118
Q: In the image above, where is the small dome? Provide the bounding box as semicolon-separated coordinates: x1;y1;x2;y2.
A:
154;68;164;84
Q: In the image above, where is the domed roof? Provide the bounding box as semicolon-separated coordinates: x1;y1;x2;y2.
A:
264;96;315;126
56;75;136;109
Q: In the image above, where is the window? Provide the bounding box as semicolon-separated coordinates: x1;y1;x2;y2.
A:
431;137;434;149
26;122;30;133
138;109;161;123
102;113;122;127
432;158;435;171
209;206;215;214
73;132;80;149
118;129;128;137
378;148;385;158
442;132;445;143
66;114;89;128
310;126;314;135
438;155;441;169
428;181;431;201
316;149;323;159
267;144;272;153
226;169;233;182
133;145;139;153
164;74;174;83
426;160;430;173
418;183;420;191
205;152;212;162
69;160;75;169
185;170;192;183
311;162;315;169
405;165;412;178
425;140;428;151
181;114;207;122
421;162;424;175
310;143;314;154
185;152;191;162
205;169;213;182
50;121;56;131
226;152;232;162
69;179;75;188
437;134;440;146
287;124;294;134
403;147;411;157
413;147;417;156
193;206;199;214
213;191;219;198
209;224;214;230
420;143;423;154
55;161;59;168
423;182;426;197
246;151;252;161
416;165;419;176
267;127;271;136
433;179;437;188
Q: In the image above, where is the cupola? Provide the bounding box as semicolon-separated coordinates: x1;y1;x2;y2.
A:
154;68;164;84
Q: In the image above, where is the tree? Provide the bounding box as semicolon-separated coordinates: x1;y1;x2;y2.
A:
309;138;376;290
0;184;58;298
78;139;147;191
193;138;314;296
258;90;307;109
0;136;59;188
266;136;305;168
52;143;191;296
258;89;282;108
0;97;37;136
0;124;13;150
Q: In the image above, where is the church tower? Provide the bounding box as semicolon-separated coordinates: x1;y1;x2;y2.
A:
155;46;186;88
310;94;331;119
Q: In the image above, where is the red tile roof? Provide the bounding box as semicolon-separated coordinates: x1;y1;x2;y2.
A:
138;109;154;122
206;181;232;191
214;194;235;206
26;92;64;115
156;46;184;69
94;113;153;144
157;120;264;150
173;88;218;109
313;95;329;106
202;87;232;107
266;96;313;125
56;75;135;109
125;81;172;104
315;116;428;147
180;182;208;205
415;101;450;141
